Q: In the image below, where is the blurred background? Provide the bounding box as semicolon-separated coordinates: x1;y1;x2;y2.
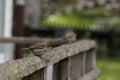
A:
0;0;120;80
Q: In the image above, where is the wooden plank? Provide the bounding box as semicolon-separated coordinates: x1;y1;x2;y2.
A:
22;68;46;80
86;49;96;73
46;65;53;80
0;32;76;46
70;53;84;80
83;52;86;75
0;37;51;44
14;2;25;58
53;58;69;80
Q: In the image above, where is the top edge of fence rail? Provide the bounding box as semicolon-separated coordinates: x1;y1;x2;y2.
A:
0;40;96;80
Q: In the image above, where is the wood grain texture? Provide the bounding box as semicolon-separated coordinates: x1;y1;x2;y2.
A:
86;49;96;73
0;37;51;44
53;58;69;80
70;53;84;80
0;32;76;45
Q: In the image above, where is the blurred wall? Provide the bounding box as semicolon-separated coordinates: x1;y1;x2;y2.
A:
0;0;5;63
4;0;14;61
24;0;41;27
0;0;14;63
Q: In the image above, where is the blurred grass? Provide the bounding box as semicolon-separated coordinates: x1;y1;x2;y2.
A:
42;13;97;29
80;7;106;17
23;51;33;57
42;7;106;28
42;12;120;31
97;58;120;80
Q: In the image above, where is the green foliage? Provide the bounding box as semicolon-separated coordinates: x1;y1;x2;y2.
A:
107;17;120;26
42;13;97;29
23;51;33;57
96;17;120;27
97;58;120;80
42;9;120;31
80;7;106;17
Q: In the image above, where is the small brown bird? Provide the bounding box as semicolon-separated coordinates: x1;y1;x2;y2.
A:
23;41;51;63
23;41;51;56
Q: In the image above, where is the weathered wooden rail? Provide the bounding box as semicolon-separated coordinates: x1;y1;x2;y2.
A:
0;40;100;80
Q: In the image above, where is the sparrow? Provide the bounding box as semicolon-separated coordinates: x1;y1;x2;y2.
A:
22;41;52;64
22;32;77;62
23;41;51;56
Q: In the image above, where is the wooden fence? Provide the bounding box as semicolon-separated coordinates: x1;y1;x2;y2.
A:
0;40;100;80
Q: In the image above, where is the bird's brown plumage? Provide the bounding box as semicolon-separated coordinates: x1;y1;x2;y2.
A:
29;41;48;50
